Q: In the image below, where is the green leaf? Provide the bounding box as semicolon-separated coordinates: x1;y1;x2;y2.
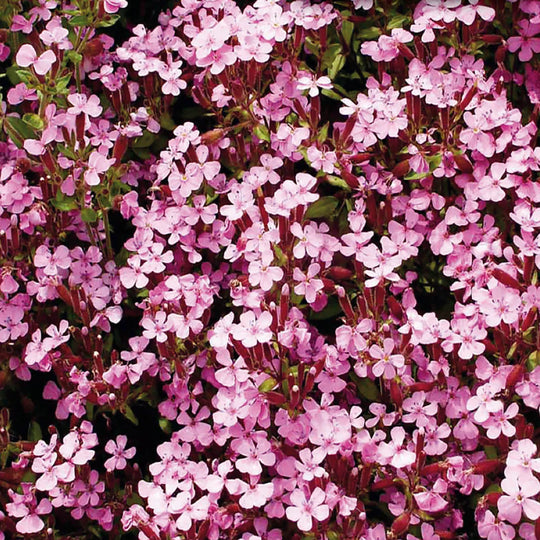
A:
57;144;78;160
305;196;340;219
357;26;381;40
97;14;120;27
54;73;73;93
352;374;380;401
328;53;346;79
23;113;44;130
322;43;342;73
122;405;139;426
321;88;345;101
6;65;22;85
309;296;343;321
484;446;498;459
27;421;42;442
14;69;33;84
160;113;177;131
159;417;172;434
52;193;78;212
526;350;540;371
4;116;36;149
317;122;329;143
253;123;270;143
132;130;156;149
388;14;411;31
341;19;355;46
66;50;83;65
326;175;352;191
258;377;278;393
81;208;98;223
68;15;90;26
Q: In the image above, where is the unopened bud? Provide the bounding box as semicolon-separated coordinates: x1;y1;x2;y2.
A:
391;512;411;537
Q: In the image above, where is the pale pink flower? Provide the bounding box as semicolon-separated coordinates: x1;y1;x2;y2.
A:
16;44;56;75
286;487;329;532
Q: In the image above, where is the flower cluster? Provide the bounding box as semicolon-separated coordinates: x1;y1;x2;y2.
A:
0;0;539;539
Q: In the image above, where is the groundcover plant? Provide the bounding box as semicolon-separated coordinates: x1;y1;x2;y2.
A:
0;0;539;538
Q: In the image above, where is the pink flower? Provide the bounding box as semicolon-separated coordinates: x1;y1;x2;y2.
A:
16;44;56;75
497;476;540;524
478;509;516;540
231;311;273;348
235;438;276;475
286;487;330;532
67;93;103;118
248;251;284;292
297;75;332;97
293;263;324;304
507;21;540;62
369;338;405;379
84;151;116;186
104;435;136;471
6;484;53;534
103;0;128;14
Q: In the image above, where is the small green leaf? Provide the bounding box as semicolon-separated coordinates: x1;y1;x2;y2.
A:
322;43;342;67
159;417;172;434
309;296;343;321
357;26;381;40
388;14;411;31
81;208;98;223
326;175;352;191
54;73;73;93
123;405;139;426
526;350;540;371
52;193;78;211
321;88;345;101
259;377;278;393
160;113;177;131
27;421;42;442
253;123;270;143
484;446;498;459
352;374;380;401
305;196;339;219
132;130;156;149
328;53;346;79
57;144;78;160
97;14;120;27
341;19;355;46
68;15;90;26
23;113;44;130
15;69;33;84
317;123;329;143
66;50;83;65
4;116;36;149
6;65;22;85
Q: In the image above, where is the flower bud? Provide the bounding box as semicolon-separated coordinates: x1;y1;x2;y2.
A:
453;153;473;173
327;266;353;281
472;459;501;475
391;512;411;537
491;268;523;291
84;38;104;57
